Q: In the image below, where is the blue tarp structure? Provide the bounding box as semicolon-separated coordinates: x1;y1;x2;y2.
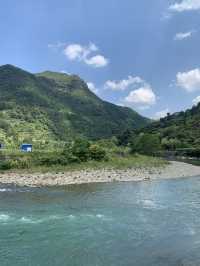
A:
21;144;32;152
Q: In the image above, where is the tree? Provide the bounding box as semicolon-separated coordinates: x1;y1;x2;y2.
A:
131;133;161;155
117;129;133;146
161;138;182;150
71;138;90;162
89;144;107;161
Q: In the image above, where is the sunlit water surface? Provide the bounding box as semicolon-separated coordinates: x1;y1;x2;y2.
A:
1;177;200;266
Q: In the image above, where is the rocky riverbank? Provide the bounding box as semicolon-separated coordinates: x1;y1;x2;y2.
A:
0;161;200;187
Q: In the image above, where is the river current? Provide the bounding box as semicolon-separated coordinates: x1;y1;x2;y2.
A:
1;177;200;265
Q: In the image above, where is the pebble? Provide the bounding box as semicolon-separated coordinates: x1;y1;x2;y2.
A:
0;161;200;187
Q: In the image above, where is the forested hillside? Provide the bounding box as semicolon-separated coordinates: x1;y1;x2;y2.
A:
0;64;149;147
142;104;200;149
118;104;200;156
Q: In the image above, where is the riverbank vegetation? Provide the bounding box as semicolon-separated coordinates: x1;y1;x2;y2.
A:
0;137;166;172
118;127;200;159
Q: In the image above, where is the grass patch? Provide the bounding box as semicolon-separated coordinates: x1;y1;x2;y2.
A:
3;154;168;174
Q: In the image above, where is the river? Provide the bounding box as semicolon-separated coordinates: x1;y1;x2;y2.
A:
1;176;200;265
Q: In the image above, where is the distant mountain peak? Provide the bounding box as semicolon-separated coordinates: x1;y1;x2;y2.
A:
0;64;27;72
0;64;16;69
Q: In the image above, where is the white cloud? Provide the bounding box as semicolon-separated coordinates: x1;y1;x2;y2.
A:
174;31;194;40
64;43;108;68
154;108;170;120
64;43;97;60
169;0;200;12
64;44;85;60
85;55;108;68
87;82;98;94
176;68;200;92
105;76;143;91
192;95;200;105
125;85;156;106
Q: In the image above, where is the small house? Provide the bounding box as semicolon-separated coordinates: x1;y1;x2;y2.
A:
21;144;32;152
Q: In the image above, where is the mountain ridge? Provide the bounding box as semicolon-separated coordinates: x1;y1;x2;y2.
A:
0;64;149;146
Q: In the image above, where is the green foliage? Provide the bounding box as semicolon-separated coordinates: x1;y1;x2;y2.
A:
9;157;32;169
0;119;10;131
89;144;107;161
131;133;161;155
0;138;108;170
38;155;69;166
0;161;12;170
140;103;200;150
71;138;90;162
117;129;133;146
62;141;81;164
161;138;184;150
0;134;169;172
95;137;118;150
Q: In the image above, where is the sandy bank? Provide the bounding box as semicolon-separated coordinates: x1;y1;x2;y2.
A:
0;161;200;187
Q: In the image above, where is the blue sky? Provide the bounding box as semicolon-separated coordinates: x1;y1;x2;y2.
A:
1;0;200;118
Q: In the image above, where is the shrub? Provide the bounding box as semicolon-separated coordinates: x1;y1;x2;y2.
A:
38;155;69;166
161;138;182;150
89;144;107;161
9;157;31;169
0;119;10;131
96;137;118;150
62;142;77;162
71;138;90;162
0;161;12;170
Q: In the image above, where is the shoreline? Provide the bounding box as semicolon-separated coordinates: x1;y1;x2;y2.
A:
0;161;200;187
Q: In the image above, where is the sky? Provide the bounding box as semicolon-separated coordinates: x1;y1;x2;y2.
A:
1;0;200;119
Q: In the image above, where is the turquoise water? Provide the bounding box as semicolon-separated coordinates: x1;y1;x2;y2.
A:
1;177;200;266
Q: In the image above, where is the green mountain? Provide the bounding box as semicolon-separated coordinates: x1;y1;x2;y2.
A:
0;64;149;146
141;104;200;148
